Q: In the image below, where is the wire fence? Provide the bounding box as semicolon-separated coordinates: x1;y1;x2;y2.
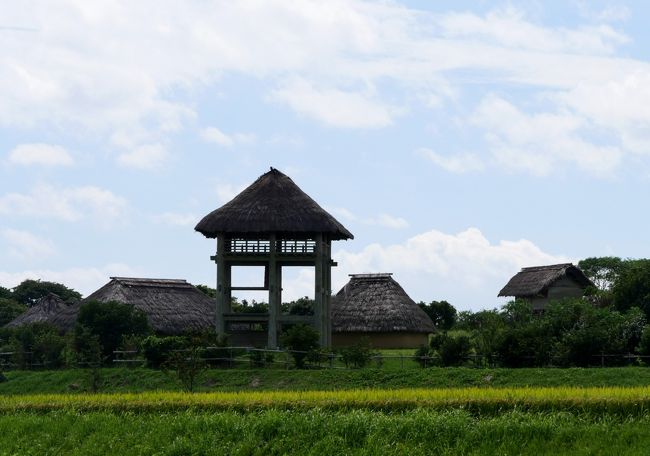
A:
4;348;650;371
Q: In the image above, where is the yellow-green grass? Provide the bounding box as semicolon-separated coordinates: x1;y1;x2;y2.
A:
3;387;650;415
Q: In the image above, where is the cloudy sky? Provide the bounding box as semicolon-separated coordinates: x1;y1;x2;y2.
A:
1;0;649;311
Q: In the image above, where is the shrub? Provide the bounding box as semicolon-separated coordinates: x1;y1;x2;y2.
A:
280;324;320;369
414;345;433;368
76;300;150;361
0;298;26;326
4;323;65;369
141;335;188;368
339;338;374;368
438;334;471;367
164;347;206;392
248;348;275;367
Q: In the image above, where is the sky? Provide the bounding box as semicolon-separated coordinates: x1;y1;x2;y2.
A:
1;0;650;311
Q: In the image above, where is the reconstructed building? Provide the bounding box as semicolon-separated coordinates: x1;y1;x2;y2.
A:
498;263;594;311
195;167;353;348
4;292;69;330
332;273;435;348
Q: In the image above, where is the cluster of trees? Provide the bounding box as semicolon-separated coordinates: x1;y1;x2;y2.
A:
196;284;315;315
0;279;81;326
417;257;650;367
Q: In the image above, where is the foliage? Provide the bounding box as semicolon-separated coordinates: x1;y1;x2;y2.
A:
280;324;320;368
283;296;315;315
76;300;150;361
437;333;472;366
338;338;374;368
195;284;216;298
232;299;269;313
0;286;12;300
1;323;66;369
12;279;81;306
0;298;26;326
418;300;457;330
164;347;206;392
612;259;650;318
414;344;434;367
248;349;275;367
578;256;625;291
141;335;188;368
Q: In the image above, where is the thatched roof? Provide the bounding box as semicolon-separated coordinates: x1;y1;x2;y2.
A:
4;293;69;329
498;263;594;298
332;273;435;334
195;168;353;240
50;277;216;335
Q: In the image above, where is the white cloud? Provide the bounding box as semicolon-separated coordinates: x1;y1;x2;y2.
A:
0;184;127;222
0;263;137;297
117;143;168;170
1;229;56;261
7;143;74;166
471;94;622;176
200;127;255;147
152;212;198;227
437;7;628;55
330;207;409;229
333;227;570;309
417;148;484;173
270;78;396;128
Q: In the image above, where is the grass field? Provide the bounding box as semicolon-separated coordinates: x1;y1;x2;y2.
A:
4;368;650;454
3;366;650;395
1;409;649;455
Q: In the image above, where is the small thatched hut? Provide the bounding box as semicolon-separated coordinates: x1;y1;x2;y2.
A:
332;273;435;348
52;277;216;335
498;263;594;311
4;293;69;330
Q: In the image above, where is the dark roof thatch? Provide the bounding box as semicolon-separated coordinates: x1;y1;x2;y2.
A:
332;273;435;334
498;263;594;297
4;293;69;329
50;277;216;335
195;168;353;240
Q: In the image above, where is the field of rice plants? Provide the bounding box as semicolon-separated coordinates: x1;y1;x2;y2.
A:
4;374;650;454
1;408;649;455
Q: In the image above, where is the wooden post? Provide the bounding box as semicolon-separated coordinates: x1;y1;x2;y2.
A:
314;233;326;347
215;236;226;335
268;234;279;348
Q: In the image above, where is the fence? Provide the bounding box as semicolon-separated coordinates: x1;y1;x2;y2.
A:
3;348;650;371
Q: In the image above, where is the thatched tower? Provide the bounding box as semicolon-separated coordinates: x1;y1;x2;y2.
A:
332;273;435;348
4;293;69;330
498;263;594;311
50;277;216;335
195;167;353;348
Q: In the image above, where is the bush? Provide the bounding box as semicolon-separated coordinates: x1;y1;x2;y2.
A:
339;338;374;368
438;334;471;367
3;323;65;369
414;345;433;368
76;300;150;361
280;324;320;369
0;298;26;326
141;335;188;368
248;348;275;367
164;347;206;392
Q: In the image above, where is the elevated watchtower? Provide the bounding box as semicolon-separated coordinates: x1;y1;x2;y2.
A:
195;168;353;348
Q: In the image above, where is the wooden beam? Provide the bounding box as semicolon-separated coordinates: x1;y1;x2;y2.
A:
268;234;280;348
215;237;226;335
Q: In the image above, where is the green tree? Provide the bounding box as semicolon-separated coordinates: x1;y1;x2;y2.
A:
195;284;216;298
612;260;650;319
76;300;150;361
418;300;457;331
0;298;26;326
0;286;12;300
283;296;315;315
12;279;81;306
280;324;319;368
578;257;625;291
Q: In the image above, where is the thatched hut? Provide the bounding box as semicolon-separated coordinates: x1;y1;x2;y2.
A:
51;277;216;335
498;263;594;311
332;273;435;348
4;293;69;330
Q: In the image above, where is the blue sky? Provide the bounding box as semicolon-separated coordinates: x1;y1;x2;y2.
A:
1;0;649;311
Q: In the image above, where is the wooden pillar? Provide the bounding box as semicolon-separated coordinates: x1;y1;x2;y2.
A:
268;234;280;348
314;233;330;347
323;238;332;347
215;236;226;335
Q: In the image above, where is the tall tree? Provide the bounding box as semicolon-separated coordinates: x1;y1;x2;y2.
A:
578;257;625;291
418;300;457;331
12;279;82;306
612;259;650;319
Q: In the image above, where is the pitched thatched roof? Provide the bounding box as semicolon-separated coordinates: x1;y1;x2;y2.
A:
195;168;353;240
4;293;69;329
50;277;216;335
498;263;594;298
332;273;435;333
